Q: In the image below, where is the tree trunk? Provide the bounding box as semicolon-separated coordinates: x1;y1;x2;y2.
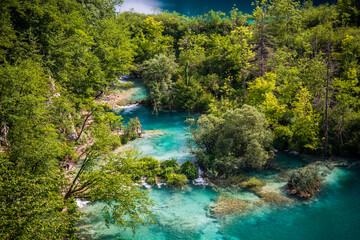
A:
323;34;332;156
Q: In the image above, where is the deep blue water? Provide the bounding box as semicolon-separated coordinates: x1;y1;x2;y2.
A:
117;0;337;16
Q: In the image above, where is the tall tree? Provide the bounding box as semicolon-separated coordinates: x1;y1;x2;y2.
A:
251;2;275;77
142;54;177;112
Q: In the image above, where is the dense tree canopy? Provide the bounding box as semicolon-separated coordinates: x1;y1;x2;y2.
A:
1;0;360;238
190;105;273;177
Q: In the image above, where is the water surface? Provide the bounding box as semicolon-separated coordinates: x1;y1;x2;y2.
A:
117;0;336;16
78;154;360;240
78;78;360;240
119;104;196;162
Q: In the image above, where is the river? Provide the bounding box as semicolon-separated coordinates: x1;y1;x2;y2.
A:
77;77;360;240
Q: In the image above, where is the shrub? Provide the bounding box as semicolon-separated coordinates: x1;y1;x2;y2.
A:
160;159;178;169
161;167;175;178
166;173;188;188
180;161;199;180
141;157;160;170
146;176;156;185
287;166;321;198
121;134;131;144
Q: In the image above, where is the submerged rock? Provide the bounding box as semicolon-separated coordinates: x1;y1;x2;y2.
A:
210;194;251;218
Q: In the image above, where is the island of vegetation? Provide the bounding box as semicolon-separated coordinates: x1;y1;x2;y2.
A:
0;0;359;239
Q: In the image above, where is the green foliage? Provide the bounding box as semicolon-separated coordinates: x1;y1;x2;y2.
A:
2;0;360;238
161;159;179;169
0;1;154;238
0;156;78;240
273;126;293;150
191;105;273;177
142;54;177;112
166;173;188;188
291;87;320;151
133;17;174;63
239;177;266;192
180;161;199;180
287;166;322;198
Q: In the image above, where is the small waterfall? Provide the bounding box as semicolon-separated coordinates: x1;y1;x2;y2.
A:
192;168;208;186
141;177;152;189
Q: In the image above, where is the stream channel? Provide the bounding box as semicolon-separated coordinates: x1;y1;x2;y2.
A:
77;77;360;240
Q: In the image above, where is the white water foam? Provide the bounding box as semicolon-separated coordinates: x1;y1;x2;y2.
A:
141;177;153;189
192;168;208;186
76;199;90;209
117;103;140;113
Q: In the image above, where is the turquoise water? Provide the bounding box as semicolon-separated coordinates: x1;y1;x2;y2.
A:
78;154;360;240
224;167;360;240
78;186;221;240
119;104;197;162
117;0;336;16
128;81;147;102
78;79;360;239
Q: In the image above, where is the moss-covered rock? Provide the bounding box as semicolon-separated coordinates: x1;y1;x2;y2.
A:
240;177;266;192
210;194;251;218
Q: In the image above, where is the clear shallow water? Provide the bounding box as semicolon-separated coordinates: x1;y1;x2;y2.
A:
78;186;222;240
79;79;360;239
128;81;147;102
119;103;197;162
78;154;360;240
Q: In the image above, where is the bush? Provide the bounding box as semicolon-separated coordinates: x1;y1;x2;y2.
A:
146;176;156;185
161;167;175;178
121;134;131;144
180;161;199;180
287;167;321;198
160;159;179;169
166;173;188;188
141;157;160;170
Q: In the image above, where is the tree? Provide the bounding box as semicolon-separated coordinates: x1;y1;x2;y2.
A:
133;17;174;63
268;0;301;45
142;54;177;112
251;2;275;77
191;105;273;177
291;87;320;151
0;1;155;238
337;0;360;26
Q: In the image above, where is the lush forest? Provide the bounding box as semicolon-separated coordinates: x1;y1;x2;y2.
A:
0;0;360;239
